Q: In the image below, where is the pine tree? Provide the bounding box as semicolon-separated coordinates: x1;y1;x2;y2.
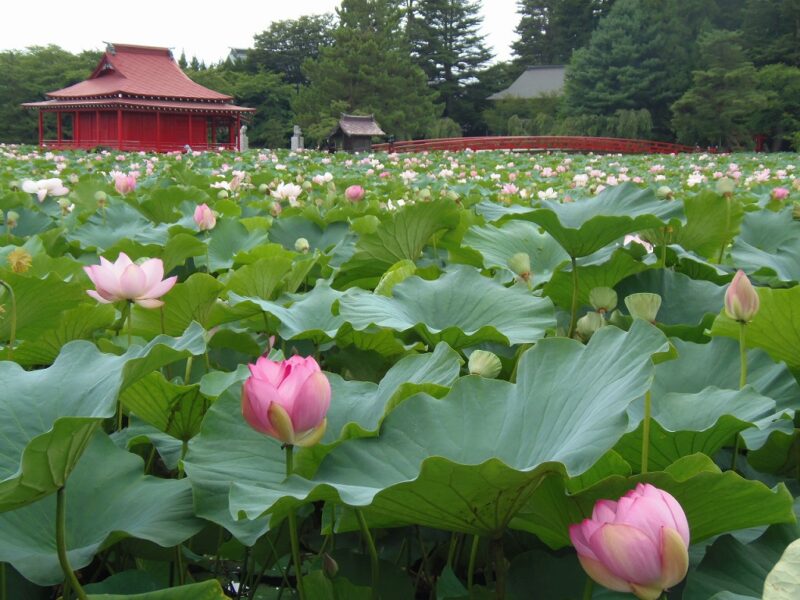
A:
294;0;439;143
512;0;614;66
406;0;492;119
741;0;800;67
562;0;709;137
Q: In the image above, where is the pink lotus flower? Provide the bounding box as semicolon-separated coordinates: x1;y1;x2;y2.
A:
242;355;330;447
84;253;177;308
724;269;760;322
771;187;790;201
570;484;690;599
193;203;216;231
345;185;365;202
114;173;137;195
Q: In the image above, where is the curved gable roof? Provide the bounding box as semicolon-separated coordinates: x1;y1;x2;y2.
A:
47;43;232;101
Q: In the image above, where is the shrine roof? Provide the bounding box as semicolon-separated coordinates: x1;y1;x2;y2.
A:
45;43;233;101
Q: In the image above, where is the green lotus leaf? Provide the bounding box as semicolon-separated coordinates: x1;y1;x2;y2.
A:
512;454;795;549
224;253;293;300
161;232;207;273
615;268;725;326
462;220;569;286
88;580;227;599
132;273;223;337
732;208;800;283
228;279;345;342
0;271;88;344
711;286;800;374
338;266;556;348
336;200;460;287
267;216;349;252
508;183;682;257
673;190;744;259
0;432;203;586
543;249;646;310
1;302;116;366
683;500;800;600
0;322;207;512
69;201;169;251
206;217;269;271
615;387;777;471
226;322;668;537
184;343;462;544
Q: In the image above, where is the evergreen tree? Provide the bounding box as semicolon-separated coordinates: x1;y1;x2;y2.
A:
294;0;439;144
512;0;614;66
178;51;188;70
741;0;800;67
753;64;800;150
406;0;492;119
248;14;336;86
671;30;765;149
562;0;708;137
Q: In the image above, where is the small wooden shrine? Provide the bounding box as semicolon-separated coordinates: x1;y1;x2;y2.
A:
327;113;386;153
23;43;254;152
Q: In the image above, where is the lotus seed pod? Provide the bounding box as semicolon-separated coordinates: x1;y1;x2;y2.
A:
258;183;269;194
6;211;19;228
217;189;229;199
418;188;432;200
468;350;502;379
301;181;313;191
576;311;606;340
294;237;310;254
446;190;459;201
715;177;736;196
625;293;662;323
94;190;107;202
792;202;800;220
656;185;673;199
589;287;618;313
508;252;532;282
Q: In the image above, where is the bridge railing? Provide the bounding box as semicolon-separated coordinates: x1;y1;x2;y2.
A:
372;135;701;154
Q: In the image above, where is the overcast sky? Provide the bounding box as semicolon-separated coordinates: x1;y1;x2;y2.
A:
1;0;519;65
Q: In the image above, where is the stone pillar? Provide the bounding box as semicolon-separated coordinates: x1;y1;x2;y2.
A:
290;125;304;151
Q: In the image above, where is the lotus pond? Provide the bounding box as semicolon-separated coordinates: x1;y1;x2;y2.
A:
0;144;799;599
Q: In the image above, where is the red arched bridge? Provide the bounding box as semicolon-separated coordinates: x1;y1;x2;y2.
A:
372;135;699;154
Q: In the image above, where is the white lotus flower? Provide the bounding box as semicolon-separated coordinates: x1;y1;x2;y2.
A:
22;178;69;202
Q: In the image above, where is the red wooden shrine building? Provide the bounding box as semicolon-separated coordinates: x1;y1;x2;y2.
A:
23;43;254;152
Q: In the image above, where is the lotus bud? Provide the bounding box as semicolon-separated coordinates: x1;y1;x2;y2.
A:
589;287;617;314
5;211;19;229
294;237;310;254
217;190;229;199
323;553;339;579
771;187;789;201
468;350;502;379
508;252;532;282
576;311;606;340
656;186;673;199
624;293;662;323
345;185;366;202
715;177;735;196
724;270;759;323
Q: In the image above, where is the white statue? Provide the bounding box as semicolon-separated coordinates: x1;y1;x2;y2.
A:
291;125;304;151
239;125;249;152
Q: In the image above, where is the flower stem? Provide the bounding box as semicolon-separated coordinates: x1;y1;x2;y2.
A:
56;486;88;600
467;535;479;591
285;445;306;600
355;509;380;600
738;322;747;389
568;256;579;338
582;576;594;599
491;536;506;600
641;390;652;474
0;281;16;361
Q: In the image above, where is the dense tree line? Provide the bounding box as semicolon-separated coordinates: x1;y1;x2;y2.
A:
0;0;798;149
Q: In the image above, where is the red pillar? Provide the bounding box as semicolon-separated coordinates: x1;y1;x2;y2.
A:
156;111;161;152
74;111;80;148
116;109;123;150
57;112;62;145
210;118;216;146
187;113;193;149
38;111;43;146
